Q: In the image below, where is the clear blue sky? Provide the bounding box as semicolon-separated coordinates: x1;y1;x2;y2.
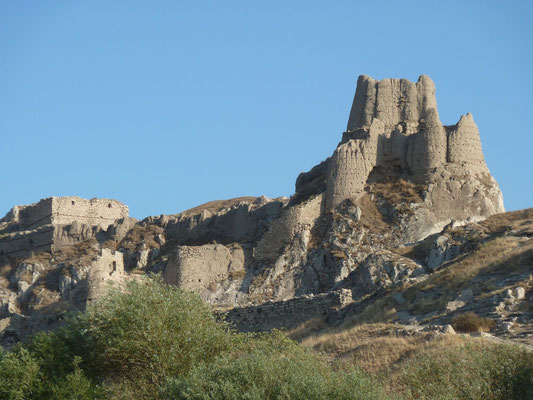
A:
1;1;531;219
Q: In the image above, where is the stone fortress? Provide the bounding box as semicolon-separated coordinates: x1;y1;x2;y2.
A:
1;74;518;343
0;197;129;258
323;75;491;211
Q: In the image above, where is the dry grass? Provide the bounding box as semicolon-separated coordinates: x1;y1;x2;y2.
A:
51;238;100;266
358;193;390;234
120;224;164;253
228;269;247;280
451;312;495;333
176;197;259;218
297;323;472;374
286;316;329;341
330;249;347;259
403;236;531;314
372;178;424;205
481;208;533;235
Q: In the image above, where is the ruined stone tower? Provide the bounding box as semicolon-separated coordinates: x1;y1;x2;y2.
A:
324;75;493;211
0;197;129;258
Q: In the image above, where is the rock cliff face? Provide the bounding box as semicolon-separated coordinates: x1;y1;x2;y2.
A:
1;74;525;348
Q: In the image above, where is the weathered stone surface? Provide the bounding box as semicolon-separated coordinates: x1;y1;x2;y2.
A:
87;249;126;302
447;113;489;172
348;251;420;297
1;74;524;345
147;197;285;246
163;244;247;296
321;74;503;222
1;197;128;231
0;197;130;258
325;119;381;211
255;194;322;262
347;75;438;132
223;289;352;332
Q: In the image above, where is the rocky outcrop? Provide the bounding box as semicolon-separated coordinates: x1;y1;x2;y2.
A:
146;196;285;246
0;74;522;346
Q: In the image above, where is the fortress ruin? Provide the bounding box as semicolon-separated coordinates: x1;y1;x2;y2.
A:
0;197;129;258
323;75;490;211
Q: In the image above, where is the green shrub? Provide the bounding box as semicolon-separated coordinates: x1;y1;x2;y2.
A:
451;312;495;333
60;276;235;398
0;347;40;400
1;277;235;399
51;357;103;400
400;343;533;400
163;331;388;400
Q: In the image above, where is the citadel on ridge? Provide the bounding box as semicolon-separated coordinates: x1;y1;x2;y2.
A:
1;75;531;346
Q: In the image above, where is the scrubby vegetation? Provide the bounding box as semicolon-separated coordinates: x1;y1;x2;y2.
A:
0;278;531;400
399;343;533;400
451;312;495;333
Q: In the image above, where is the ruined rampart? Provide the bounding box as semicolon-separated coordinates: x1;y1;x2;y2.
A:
19;197;128;230
322;75;492;212
223;289;352;332
87;249;125;302
0;197;129;258
163;244;247;293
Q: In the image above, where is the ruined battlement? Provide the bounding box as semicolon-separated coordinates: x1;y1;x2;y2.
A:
87;248;125;302
15;196;129;230
323;75;492;211
347;74;438;133
223;289;353;332
0;197;129;258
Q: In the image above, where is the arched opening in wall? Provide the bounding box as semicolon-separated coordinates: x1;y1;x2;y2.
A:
110;261;117;275
108;203;112;208
71;201;75;205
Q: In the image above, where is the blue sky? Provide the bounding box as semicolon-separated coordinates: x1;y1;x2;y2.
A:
1;1;531;219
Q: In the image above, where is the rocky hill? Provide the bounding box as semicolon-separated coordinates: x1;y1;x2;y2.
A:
1;75;531;349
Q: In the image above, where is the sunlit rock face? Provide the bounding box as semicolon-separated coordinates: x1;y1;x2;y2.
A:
322;75;500;216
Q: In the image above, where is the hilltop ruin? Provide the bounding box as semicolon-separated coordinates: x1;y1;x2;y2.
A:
3;75;529;348
0;197;129;258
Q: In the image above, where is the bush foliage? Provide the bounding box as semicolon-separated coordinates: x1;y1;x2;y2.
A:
451;312;495;333
401;343;533;400
0;277;531;400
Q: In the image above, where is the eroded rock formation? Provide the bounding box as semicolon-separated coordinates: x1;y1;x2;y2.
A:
1;74;523;347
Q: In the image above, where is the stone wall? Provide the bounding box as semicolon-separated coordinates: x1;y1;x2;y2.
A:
0;226;54;258
347;75;438;132
223;289;352;332
325;119;380;211
447;113;488;173
13;197;128;231
322;75;492;212
87;249;125;302
18;198;54;230
0;197;129;258
163;244;246;292
406;108;447;172
51;197;129;228
254;194;323;262
150;198;284;246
